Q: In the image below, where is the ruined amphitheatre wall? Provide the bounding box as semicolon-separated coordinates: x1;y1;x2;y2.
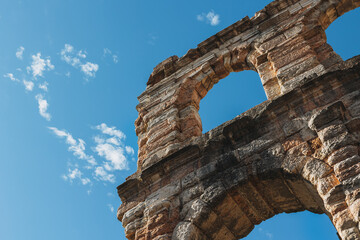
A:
117;0;360;239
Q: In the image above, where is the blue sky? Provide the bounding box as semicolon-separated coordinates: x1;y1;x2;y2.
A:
0;1;358;239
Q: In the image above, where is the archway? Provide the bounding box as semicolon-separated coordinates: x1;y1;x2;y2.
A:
243;211;338;240
199;71;266;133
326;7;360;61
172;159;345;239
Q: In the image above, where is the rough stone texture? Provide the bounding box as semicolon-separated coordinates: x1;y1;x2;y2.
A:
118;0;360;239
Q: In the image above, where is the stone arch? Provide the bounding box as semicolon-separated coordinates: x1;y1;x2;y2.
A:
175;46;255;141
310;0;360;30
172;168;328;240
170;143;359;239
325;6;360;61
118;0;360;239
297;0;360;67
135;0;360;170
136;45;255;169
119;67;360;239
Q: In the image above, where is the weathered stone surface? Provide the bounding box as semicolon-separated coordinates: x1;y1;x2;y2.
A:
134;0;360;167
172;222;208;240
117;0;360;239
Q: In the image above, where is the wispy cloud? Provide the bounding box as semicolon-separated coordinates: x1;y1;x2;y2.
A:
48;127;97;166
38;81;48;92
125;146;135;155
107;204;115;213
91;123;135;183
23;80;34;91
49;123;133;185
197;10;220;26
258;227;273;239
62;168;91;185
94;139;127;171
16;46;25;60
60;44;99;79
103;48;118;63
61;44;80;67
4;73;19;82
112;55;118;63
94;124;128;170
147;33;158;45
96;123;125;139
81;62;99;78
77;50;87;59
95;166;115;183
35;94;51;121
27;53;54;79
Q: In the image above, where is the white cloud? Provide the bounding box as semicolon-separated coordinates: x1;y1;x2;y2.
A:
61;44;99;79
23;80;34;91
95;166;115;183
258;227;273;239
81;62;99;78
92;123;134;183
77;50;87;59
63;44;74;53
103;48;111;56
16;46;25;60
81;178;91;185
61;44;80;67
197;15;204;21
39;81;48;91
35;94;51;121
96;123;125;139
207;11;220;26
103;48;118;63
107;204;115;213
4;73;18;82
62;168;91;185
94;142;128;171
29;53;54;78
147;33;158;45
48;127;97;166
197;10;220;26
125;146;135;155
113;55;118;63
106;137;120;146
51;123;133;185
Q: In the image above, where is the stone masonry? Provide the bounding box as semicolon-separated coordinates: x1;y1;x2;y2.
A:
117;0;360;239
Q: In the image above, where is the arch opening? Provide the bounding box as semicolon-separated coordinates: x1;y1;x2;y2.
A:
198;70;267;133
173;163;346;240
242;211;338;240
325;7;360;61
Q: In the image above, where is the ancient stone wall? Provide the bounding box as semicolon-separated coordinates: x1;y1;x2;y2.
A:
117;0;360;239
